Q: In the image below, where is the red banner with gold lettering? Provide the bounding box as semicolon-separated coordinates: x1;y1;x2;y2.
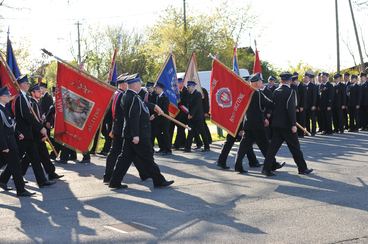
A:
210;59;255;137
54;62;115;153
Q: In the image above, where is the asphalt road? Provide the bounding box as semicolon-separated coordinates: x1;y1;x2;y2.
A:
1;131;368;243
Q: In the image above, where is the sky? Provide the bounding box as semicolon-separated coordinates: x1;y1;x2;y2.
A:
1;0;367;72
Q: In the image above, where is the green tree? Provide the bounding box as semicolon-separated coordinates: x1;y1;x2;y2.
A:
289;62;320;82
144;3;257;79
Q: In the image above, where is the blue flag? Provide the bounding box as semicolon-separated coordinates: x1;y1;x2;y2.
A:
108;48;118;85
233;47;239;75
6;35;21;79
156;54;180;116
110;62;118;85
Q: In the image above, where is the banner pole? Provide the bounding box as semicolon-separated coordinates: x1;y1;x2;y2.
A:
41;49;114;89
161;113;191;131
296;122;311;136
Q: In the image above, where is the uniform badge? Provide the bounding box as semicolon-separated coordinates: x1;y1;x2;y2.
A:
216;88;232;108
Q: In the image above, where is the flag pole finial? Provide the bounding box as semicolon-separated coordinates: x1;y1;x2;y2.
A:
208;53;216;60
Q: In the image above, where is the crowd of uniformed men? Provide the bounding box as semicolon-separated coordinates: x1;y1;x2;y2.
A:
0;69;367;197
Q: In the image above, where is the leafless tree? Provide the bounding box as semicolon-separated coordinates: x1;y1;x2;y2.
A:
359;26;368;59
355;0;368;6
343;37;358;66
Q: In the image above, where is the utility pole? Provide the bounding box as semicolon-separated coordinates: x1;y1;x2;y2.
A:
348;0;365;71
335;0;341;72
183;0;188;57
75;21;82;66
183;0;187;33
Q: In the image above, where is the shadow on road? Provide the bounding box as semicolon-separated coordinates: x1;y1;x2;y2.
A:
0;181;99;243
86;188;265;241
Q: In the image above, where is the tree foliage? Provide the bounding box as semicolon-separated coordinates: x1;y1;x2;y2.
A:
12;3;279;86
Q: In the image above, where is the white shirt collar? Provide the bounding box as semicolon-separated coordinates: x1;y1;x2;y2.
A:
0;103;5;108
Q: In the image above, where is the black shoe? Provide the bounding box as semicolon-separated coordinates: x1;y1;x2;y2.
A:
17;190;36;197
154;180;174;188
49;173;64;181
271;162;286;171
217;163;230;170
57;160;68;164
39;180;56;188
183;148;191;153
235;168;248;174
262;170;276;177
140;175;150;181
234;162;246;173
0;182;12;191
201;148;210;152
298;168;314;175
109;184;128;189
97;151;108;156
103;178;110;184
249;163;263;168
23;177;29;184
49;153;57;160
192;146;202;151
79;159;91;164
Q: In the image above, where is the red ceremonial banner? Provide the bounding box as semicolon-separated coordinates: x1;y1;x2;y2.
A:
210;59;255;137
253;48;262;74
54;62;115;153
0;54;18;97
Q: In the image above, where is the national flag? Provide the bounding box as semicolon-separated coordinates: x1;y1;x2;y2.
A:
155;53;180;117
253;47;262;75
210;59;255;137
233;47;240;75
6;34;21;79
0;53;18;97
182;52;203;97
108;35;122;85
54;62;115;153
108;48;118;85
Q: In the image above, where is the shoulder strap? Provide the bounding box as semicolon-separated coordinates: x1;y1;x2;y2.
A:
112;90;122;120
0;109;15;128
